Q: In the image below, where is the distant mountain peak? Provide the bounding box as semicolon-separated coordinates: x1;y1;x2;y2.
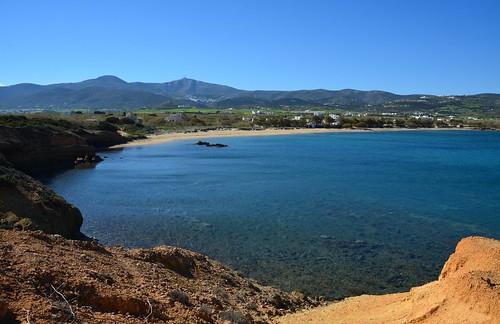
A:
169;77;199;84
93;75;127;83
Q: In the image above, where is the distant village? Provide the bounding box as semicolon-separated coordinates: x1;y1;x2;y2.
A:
9;105;498;136
127;107;483;131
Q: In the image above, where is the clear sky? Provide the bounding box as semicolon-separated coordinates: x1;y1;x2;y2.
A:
1;0;499;94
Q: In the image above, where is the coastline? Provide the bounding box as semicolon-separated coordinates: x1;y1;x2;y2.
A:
112;127;470;148
2;120;499;322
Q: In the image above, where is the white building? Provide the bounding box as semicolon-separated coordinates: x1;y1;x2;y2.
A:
165;113;186;122
125;112;138;122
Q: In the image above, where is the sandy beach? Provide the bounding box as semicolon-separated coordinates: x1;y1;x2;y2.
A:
112;128;363;148
111;127;468;148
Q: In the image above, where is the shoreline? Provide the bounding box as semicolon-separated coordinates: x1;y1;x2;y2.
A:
112;127;472;148
2;120;498;322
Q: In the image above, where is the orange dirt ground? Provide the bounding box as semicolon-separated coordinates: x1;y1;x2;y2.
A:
277;236;500;324
0;230;319;323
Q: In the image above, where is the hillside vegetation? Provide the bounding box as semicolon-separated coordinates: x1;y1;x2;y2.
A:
1;76;499;116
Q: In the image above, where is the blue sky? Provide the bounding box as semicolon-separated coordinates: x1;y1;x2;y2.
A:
1;0;499;94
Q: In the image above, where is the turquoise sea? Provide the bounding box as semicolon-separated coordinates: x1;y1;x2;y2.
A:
44;131;500;299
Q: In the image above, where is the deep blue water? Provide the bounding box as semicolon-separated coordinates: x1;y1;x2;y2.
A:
44;131;500;298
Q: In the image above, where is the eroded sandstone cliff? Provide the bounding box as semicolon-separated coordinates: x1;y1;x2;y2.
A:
278;236;500;324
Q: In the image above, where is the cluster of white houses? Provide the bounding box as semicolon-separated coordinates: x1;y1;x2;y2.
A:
296;111;341;127
244;110;342;127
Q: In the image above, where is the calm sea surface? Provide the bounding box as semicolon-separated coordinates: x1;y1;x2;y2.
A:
44;131;500;298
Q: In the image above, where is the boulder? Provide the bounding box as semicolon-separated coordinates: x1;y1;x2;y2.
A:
129;246;199;278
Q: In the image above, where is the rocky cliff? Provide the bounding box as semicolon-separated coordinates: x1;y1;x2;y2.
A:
278;236;500;324
0;165;83;238
0;116;127;175
0;116;127;238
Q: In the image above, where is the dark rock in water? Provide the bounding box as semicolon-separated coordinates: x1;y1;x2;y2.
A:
74;154;104;168
0;165;83;239
195;141;228;148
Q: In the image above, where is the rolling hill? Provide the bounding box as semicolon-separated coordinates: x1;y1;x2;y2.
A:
0;76;499;114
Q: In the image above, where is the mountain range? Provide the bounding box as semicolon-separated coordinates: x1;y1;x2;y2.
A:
0;75;499;113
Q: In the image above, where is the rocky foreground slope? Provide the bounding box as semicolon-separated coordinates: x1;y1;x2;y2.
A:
0;230;318;323
278;236;500;324
1;232;498;323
